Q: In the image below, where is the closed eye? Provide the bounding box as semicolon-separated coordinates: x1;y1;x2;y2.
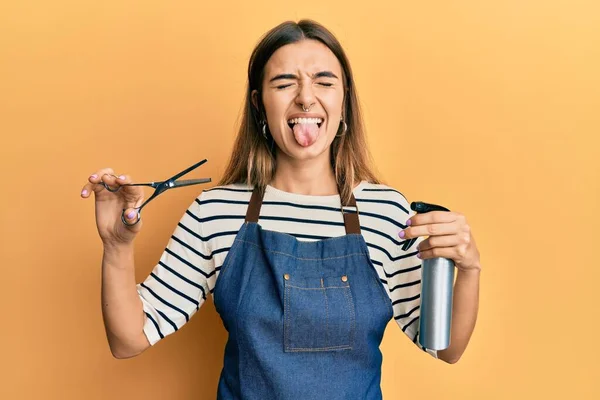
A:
276;82;333;89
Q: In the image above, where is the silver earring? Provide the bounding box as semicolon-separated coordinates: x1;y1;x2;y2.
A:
336;119;347;137
262;121;268;139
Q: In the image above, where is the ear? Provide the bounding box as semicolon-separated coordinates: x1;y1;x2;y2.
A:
251;90;259;111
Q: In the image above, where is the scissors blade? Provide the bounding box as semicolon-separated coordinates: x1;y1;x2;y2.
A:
169;159;208;182
170;178;212;188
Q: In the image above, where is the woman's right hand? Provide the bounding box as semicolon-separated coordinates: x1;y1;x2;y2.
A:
81;168;145;246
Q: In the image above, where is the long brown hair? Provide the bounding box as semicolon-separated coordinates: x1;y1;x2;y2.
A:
218;19;381;205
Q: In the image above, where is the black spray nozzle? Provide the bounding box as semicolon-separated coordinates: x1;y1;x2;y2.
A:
401;202;451;251
410;201;450;213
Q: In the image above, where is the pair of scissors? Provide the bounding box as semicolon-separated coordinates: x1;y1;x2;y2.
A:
101;159;211;226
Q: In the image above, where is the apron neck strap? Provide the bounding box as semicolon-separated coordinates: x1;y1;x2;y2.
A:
245;185;361;235
245;187;263;224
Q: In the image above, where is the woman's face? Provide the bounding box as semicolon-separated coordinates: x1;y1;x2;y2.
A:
255;39;345;162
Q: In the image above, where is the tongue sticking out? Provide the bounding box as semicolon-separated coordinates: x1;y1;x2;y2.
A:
292;123;319;147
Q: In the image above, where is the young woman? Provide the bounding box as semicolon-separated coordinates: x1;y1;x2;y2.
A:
81;19;481;399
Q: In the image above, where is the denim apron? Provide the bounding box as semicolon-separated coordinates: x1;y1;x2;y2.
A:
213;186;394;399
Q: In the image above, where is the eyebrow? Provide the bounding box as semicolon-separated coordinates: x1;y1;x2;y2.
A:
269;71;339;82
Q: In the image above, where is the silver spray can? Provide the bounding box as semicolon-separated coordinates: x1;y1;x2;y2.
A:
406;201;455;351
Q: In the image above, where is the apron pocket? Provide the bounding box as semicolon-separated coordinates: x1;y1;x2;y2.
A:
283;274;355;352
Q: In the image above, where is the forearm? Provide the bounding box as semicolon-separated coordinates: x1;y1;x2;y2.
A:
101;243;149;358
437;268;480;363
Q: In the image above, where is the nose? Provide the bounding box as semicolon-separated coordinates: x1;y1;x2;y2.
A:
295;81;316;111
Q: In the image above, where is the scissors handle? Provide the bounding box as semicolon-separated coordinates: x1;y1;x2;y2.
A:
120;207;142;226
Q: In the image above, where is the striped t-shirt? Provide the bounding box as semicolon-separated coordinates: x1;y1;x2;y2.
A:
136;181;438;358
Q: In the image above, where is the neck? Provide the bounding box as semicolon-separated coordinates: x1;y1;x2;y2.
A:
270;151;338;196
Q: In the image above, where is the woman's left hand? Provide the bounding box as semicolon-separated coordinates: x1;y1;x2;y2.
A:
399;211;481;273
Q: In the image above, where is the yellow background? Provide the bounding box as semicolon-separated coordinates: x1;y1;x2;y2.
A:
1;0;598;399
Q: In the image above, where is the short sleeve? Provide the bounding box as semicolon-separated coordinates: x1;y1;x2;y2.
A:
386;198;438;359
136;192;215;346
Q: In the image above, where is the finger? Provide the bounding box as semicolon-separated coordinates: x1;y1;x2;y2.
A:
90;168;115;184
100;172;125;192
416;235;462;252
115;174;145;204
112;173;131;191
417;246;457;261
115;174;129;184
407;211;460;227
399;221;457;239
133;196;145;208
123;207;141;225
81;168;115;197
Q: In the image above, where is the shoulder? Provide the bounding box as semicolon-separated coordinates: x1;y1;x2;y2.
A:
355;181;412;217
198;182;253;202
196;183;252;206
185;182;253;222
